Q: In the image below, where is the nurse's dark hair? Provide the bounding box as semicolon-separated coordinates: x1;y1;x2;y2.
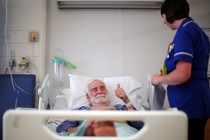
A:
161;0;189;24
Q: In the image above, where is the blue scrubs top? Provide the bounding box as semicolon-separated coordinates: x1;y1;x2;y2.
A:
165;17;210;119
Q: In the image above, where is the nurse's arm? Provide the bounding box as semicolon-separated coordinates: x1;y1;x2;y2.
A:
152;61;191;86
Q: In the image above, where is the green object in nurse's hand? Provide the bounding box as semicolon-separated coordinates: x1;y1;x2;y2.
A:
162;62;167;76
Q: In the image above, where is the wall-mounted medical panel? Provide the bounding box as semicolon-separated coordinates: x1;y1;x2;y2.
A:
0;0;47;82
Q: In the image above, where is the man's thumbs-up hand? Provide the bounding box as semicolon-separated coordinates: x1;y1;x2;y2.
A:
114;84;130;104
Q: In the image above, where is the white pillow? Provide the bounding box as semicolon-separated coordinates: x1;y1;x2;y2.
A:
68;74;143;110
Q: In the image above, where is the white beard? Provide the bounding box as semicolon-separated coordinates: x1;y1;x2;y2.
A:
90;93;109;106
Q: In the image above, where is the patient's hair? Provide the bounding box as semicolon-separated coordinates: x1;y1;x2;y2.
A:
86;79;106;93
161;0;189;24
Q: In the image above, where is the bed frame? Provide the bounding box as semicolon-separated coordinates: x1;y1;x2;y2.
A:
3;109;188;140
38;74;50;110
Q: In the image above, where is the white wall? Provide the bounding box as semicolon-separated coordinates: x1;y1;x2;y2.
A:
46;0;173;104
46;0;210;105
0;0;46;82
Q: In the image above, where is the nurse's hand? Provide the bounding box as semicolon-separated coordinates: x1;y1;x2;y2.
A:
151;74;161;86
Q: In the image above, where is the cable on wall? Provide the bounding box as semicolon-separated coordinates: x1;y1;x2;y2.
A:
3;0;38;108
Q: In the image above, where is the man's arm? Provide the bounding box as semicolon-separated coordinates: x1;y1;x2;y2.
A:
126;102;136;110
56;106;90;133
67;127;79;133
56;120;82;133
114;84;136;110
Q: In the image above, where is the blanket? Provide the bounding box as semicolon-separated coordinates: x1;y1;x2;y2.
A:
58;121;138;137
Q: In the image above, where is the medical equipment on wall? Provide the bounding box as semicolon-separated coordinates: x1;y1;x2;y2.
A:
52;49;64;83
52;49;64;98
52;49;77;95
18;56;30;71
52;49;77;83
8;50;16;70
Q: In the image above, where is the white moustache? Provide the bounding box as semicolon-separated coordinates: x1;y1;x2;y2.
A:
95;94;106;99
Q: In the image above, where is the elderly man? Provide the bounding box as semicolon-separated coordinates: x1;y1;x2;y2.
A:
56;79;143;136
86;79;136;110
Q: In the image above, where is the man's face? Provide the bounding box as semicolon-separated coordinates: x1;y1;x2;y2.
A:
88;80;109;106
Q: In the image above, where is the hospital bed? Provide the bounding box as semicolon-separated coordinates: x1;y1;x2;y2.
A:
3;109;187;140
3;74;188;140
38;74;50;110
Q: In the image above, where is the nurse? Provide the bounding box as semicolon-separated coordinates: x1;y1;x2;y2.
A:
151;0;210;140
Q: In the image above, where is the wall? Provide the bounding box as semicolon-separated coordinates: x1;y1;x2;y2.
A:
46;0;210;106
46;0;173;105
0;0;46;83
